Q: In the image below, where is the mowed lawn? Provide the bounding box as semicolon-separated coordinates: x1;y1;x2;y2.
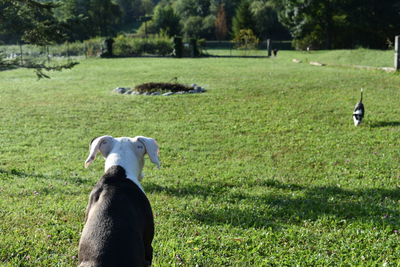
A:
1;50;400;266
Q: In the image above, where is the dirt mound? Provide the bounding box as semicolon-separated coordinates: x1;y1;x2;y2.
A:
134;82;192;93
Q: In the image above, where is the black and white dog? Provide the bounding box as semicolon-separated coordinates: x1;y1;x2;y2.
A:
78;136;160;267
353;88;365;126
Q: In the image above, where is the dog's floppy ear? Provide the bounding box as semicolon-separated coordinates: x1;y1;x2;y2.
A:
84;136;114;168
137;136;160;168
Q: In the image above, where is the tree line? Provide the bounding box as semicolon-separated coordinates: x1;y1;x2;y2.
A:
1;0;400;49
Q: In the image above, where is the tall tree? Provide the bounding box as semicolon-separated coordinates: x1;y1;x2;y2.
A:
215;3;228;40
174;0;211;19
183;16;204;37
151;3;182;36
141;0;155;15
232;0;256;38
0;0;77;78
210;0;241;32
88;0;122;36
59;0;91;41
0;0;65;44
275;0;400;49
250;0;289;40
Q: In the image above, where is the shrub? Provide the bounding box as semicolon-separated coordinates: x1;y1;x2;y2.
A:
113;35;137;55
113;35;173;56
84;37;103;57
232;29;259;50
292;32;324;50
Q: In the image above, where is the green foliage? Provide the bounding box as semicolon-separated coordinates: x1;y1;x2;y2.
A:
88;0;121;37
183;16;205;38
3;0;400;49
0;0;78;78
275;0;400;49
292;32;324;51
172;36;183;57
1;50;400;265
136;19;157;36
215;3;228;40
250;0;289;40
113;35;173;56
232;0;256;39
233;29;259;50
0;0;66;45
143;4;182;37
83;37;104;56
174;0;211;18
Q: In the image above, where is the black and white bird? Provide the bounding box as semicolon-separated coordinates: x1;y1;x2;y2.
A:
353;88;365;126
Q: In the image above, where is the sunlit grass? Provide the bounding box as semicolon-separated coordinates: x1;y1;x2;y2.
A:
1;50;400;265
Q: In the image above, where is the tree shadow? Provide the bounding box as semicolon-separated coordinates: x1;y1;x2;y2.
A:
206;55;269;59
146;180;400;230
0;168;90;185
369;121;400;128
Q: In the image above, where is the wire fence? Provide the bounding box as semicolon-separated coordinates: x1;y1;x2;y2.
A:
0;40;102;65
0;39;293;63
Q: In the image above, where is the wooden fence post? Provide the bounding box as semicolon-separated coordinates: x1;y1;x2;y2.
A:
395;35;400;71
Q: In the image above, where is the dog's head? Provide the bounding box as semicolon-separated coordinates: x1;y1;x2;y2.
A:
85;136;160;180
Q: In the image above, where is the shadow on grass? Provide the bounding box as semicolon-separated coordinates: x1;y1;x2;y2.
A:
146;180;400;230
206;55;269;58
0;168;90;185
369;121;400;128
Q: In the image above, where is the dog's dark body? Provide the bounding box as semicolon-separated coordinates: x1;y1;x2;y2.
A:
78;165;154;267
353;89;365;126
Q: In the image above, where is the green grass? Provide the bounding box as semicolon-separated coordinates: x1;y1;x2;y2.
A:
1;49;400;266
205;48;394;68
290;48;394;68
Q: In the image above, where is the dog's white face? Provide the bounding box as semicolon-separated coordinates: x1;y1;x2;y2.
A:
85;136;160;185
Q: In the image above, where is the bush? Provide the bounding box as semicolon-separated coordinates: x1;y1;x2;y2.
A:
292;33;324;50
113;35;173;56
232;29;259;50
84;37;103;57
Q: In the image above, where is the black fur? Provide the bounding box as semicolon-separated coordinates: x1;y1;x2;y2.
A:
353;102;365;120
353;89;365;124
78;165;154;267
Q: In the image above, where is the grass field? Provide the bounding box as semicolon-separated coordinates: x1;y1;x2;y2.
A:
1;50;400;266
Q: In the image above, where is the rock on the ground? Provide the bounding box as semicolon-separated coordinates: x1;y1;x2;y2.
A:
309;61;325;66
113;87;129;94
162;92;175;96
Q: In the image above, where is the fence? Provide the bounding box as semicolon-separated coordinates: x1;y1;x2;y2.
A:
200;40;292;57
0;38;294;63
0;41;103;65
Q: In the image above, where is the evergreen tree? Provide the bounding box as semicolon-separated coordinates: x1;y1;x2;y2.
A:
274;0;400;49
0;0;77;78
232;0;256;38
60;0;91;41
250;0;289;40
88;0;122;37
